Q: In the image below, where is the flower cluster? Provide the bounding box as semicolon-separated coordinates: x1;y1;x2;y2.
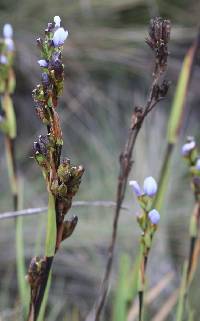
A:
146;17;171;74
0;23;14;68
129;176;160;223
181;137;200;198
32;16;84;223
27;17;84;316
129;176;160;244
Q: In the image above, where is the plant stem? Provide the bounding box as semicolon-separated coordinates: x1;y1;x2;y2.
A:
88;41;168;321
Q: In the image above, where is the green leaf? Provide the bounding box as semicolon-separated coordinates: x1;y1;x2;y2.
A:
167;40;198;144
45;192;57;257
37;272;52;321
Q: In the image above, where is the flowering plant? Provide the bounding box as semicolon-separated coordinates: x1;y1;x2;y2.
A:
129;176;160;321
26;16;84;321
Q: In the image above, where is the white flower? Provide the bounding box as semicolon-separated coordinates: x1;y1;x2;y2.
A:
129;180;142;197
143;176;157;197
3;23;13;39
54;16;61;28
5;38;14;51
0;55;8;64
52;27;68;47
181;140;196;156
196;159;200;171
38;59;48;67
148;209;160;225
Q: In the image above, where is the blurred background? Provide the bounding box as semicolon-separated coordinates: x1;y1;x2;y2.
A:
0;0;200;320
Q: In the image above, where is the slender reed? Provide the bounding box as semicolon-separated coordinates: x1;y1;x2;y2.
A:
26;17;84;321
0;24;17;209
176;138;200;321
86;17;171;321
0;23;29;317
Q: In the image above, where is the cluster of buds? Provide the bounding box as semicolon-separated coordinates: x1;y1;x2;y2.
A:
32;16;68;116
129;176;160;253
0;23;16;137
32;16;84;243
146;17;171;75
181;137;200;199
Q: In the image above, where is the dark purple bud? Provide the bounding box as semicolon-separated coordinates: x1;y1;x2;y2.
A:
41;72;50;88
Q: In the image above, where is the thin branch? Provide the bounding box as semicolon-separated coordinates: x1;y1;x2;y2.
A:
0;201;129;220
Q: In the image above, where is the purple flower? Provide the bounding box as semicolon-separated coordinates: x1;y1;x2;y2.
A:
129;180;142;197
3;23;13;39
143;176;157;197
52;27;68;47
148;209;160;225
196;159;200;171
0;55;8;64
54;16;61;28
38;59;48;68
181;140;196;156
5;38;14;51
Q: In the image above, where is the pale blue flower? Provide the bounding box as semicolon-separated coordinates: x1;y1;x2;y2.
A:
196;159;200;171
0;55;8;64
143;176;157;197
38;59;48;67
148;209;160;225
3;23;13;39
54;16;61;28
181;140;196;156
5;38;14;51
129;180;142;197
52;27;68;47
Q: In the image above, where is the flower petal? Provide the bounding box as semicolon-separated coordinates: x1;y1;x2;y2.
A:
3;24;13;39
52;27;68;47
143;176;157;197
129;180;142;197
148;209;160;224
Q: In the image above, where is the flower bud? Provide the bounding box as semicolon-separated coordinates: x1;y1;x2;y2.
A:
5;38;14;51
181;140;196;156
129;180;142;197
148;209;160;225
196;159;200;171
3;23;13;39
143;176;157;197
54;16;61;28
52;27;68;47
38;59;48;67
0;55;8;64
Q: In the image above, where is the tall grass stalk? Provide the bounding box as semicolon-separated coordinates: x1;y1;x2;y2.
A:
0;24;28;317
26;17;84;321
